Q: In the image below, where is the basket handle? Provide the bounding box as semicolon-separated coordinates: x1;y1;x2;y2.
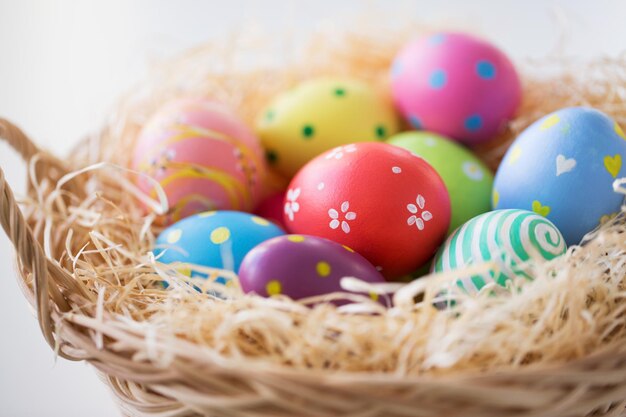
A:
0;118;47;162
0;118;79;353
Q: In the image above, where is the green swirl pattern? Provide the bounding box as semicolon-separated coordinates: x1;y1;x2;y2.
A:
433;209;567;293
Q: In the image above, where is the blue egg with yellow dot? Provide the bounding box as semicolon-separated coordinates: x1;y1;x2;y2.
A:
494;107;626;245
155;211;285;284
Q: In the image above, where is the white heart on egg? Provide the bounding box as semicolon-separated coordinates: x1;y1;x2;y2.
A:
556;154;577;176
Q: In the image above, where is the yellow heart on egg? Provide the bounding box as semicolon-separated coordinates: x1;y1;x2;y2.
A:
540;114;560;130
604;154;622;178
532;200;551;217
509;146;522;164
616;122;626;140
492;190;500;208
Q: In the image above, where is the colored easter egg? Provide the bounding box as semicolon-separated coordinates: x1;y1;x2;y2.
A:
256;77;399;178
391;32;522;144
132;98;266;225
285;142;451;278
493;107;626;245
433;209;567;293
388;131;493;233
238;235;385;302
254;192;287;229
155;211;284;283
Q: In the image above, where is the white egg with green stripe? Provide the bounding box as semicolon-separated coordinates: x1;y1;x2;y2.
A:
433;209;567;293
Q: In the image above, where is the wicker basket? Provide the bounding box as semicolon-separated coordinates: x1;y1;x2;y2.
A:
2;27;626;417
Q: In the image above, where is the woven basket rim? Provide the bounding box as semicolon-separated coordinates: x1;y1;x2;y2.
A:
2;25;626;416
3;110;626;417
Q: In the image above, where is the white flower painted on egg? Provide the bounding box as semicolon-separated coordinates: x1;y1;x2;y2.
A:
328;201;357;234
284;188;301;221
407;194;433;231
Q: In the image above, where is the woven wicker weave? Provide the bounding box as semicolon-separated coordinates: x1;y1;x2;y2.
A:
2;30;626;417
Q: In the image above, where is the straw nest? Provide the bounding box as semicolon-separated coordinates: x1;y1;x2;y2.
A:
2;24;626;417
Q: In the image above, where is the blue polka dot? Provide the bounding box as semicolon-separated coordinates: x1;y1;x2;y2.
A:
429;69;447;89
391;59;402;78
428;33;446;46
476;60;496;79
464;115;483;131
409;115;423;129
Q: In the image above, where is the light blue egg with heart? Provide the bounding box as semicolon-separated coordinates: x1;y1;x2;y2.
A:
493;107;626;245
155;210;285;284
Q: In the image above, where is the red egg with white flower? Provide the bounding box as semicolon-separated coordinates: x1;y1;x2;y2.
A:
284;142;451;278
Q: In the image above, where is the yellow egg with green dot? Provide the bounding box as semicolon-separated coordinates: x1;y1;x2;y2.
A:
256;77;399;177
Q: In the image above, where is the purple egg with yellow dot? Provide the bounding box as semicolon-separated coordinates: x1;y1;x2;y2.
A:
390;32;522;144
238;235;386;303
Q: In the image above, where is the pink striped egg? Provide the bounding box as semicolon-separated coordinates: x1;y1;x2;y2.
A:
132;98;266;225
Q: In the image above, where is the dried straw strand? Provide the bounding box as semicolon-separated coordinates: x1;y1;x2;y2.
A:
1;25;626;417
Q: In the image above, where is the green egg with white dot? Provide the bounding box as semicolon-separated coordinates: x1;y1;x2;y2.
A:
388;131;494;233
433;209;567;294
256;77;399;178
155;210;284;285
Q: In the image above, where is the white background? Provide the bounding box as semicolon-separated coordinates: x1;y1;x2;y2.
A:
0;0;624;415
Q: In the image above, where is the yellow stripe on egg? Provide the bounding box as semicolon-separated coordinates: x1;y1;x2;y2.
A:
141;125;261;206
171;194;216;223
151;125;264;186
166;160;252;208
153;165;242;209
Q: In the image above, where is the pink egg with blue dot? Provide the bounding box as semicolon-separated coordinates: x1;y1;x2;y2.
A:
238;234;386;304
391;32;522;144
